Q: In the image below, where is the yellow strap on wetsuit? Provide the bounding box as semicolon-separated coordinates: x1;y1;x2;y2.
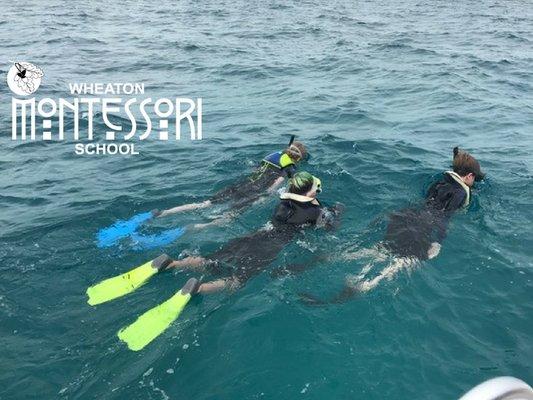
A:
117;288;192;351
262;152;294;169
250;152;295;183
445;171;471;207
86;254;171;306
279;153;294;168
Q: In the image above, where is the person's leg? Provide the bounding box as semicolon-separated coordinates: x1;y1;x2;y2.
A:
167;256;206;270
158;200;212;217
191;211;235;230
168;255;241;294
343;246;389;262
270;252;330;278
354;257;417;293
197;277;240;294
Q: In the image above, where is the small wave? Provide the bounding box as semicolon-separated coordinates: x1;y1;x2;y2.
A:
46;36;107;45
218;64;271;79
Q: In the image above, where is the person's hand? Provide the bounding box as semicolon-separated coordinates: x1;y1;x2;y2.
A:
427;242;441;259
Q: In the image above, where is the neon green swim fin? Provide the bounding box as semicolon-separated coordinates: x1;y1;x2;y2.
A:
118;278;199;351
86;254;172;306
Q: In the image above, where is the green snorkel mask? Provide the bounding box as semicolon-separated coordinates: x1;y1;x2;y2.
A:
312;176;322;193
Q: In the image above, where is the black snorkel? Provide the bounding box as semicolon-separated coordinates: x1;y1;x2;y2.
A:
287;134;310;161
288;134;295;147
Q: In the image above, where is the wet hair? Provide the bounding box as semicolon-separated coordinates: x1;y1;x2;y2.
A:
453;147;485;181
285;141;307;162
288;171;314;195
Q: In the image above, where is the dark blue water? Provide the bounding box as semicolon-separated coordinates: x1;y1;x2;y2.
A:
1;0;532;399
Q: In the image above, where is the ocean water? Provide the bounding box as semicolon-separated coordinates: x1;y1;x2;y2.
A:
1;0;532;399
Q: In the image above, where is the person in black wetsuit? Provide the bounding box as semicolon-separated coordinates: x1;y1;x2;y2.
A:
152;138;307;219
302;147;485;304
384;146;485;260
161;172;342;295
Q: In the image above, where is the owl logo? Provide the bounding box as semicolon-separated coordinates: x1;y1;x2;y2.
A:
7;61;44;96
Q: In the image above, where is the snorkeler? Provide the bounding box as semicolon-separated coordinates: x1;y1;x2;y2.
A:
155;171;341;294
87;172;342;350
302;147;485;303
152;136;308;218
89;172;336;303
382;146;485;260
96;136;308;249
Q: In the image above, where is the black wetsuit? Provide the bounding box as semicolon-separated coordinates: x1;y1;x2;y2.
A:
206;197;331;283
209;157;296;212
384;172;469;260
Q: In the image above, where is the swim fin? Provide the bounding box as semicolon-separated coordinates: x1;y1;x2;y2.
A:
97;211;154;248
86;254;172;306
117;278;199;351
130;227;186;250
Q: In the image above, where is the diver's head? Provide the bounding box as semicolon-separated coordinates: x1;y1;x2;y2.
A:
453;147;485;187
285;141;307;164
288;171;321;198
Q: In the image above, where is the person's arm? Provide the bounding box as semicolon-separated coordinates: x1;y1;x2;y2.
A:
266;164;295;194
299;284;359;306
316;203;345;231
430;188;466;243
154;199;212;218
426;181;439;201
445;189;467;212
284;164;297;179
270;203;343;278
190;211;234;230
267;176;285;194
270;253;329;278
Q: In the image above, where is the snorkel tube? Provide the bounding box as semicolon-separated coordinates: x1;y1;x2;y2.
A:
288;134;295;146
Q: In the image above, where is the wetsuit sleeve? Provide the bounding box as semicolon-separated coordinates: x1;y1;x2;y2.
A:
315;204;344;230
272;201;293;225
282;164;296;178
270;253;328;278
426;179;467;213
444;189;467;212
300;284;359;305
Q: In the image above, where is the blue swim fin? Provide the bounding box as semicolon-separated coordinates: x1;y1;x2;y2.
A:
130;227;186;250
97;212;153;248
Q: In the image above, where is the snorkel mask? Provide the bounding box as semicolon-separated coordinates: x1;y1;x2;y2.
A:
311;176;322;194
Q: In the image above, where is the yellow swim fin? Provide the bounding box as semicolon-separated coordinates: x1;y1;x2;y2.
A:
118;278;199;351
87;254;172;306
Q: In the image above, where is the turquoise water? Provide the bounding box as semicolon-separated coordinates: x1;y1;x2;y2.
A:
1;0;532;398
